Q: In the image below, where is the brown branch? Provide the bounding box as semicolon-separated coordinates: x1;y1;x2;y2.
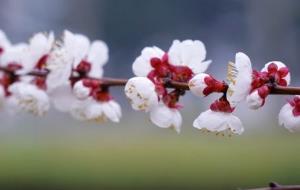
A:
27;69;49;77
0;66;49;77
99;78;193;91
99;78;300;96
61;77;300;98
99;78;190;90
0;66;12;74
246;182;300;190
270;86;300;95
99;78;127;86
1;66;300;95
165;80;190;90
90;76;300;96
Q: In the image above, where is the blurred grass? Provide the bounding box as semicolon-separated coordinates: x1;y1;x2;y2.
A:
0;128;299;190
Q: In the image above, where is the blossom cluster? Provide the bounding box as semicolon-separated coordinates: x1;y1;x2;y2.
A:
124;42;296;135
0;30;121;123
0;29;299;135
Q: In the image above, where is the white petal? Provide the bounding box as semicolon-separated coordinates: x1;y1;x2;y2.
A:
29;32;50;53
108;100;122;120
125;77;158;111
150;104;182;133
17;32;54;74
87;41;108;78
8;83;50;116
29;32;54;62
168;39;211;74
197;60;212;73
70;99;92;121
188;73;209;97
193;110;244;135
193;110;225;131
227;52;252;107
132;46;164;76
73;80;90;100
49;84;76;112
46;47;73;91
101;100;122;123
261;61;291;85
19;76;35;84
227;115;244;135
71;99;122;123
0;30;11;50
63;30;90;67
279;103;300;132
80;100;104;121
0;44;28;67
246;90;264;110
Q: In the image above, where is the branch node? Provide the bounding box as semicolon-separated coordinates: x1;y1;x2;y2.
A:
269;182;281;188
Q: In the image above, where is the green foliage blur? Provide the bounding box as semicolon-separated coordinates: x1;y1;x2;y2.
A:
0;126;299;190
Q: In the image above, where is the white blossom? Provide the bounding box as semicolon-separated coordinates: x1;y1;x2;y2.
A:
46;47;73;91
47;31;109;92
125;77;158;111
193;110;244;135
73;80;90;100
63;30;108;79
86;40;108;78
18;32;54;74
0;30;11;51
0;44;28;67
49;84;77;112
150;104;182;133
63;30;90;67
132;46;165;77
130;40;211;132
226;52;252;107
279;96;300;132
168;40;211;74
246;90;264;110
8;82;50;116
47;31;112;118
188;73;210;97
71;98;121;123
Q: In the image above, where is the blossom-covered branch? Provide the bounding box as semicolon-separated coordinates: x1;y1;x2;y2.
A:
2;65;300;94
0;29;300;135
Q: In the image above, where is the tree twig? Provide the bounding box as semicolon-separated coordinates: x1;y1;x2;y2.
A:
246;182;300;190
1;66;300;95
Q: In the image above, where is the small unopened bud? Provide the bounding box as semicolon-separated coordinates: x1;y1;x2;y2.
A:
73;80;91;100
189;73;225;97
188;73;209;97
124;77;158;111
246;90;265;110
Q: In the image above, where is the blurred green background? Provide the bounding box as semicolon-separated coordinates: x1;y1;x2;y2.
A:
1;0;300;189
0;123;299;189
0;131;299;190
